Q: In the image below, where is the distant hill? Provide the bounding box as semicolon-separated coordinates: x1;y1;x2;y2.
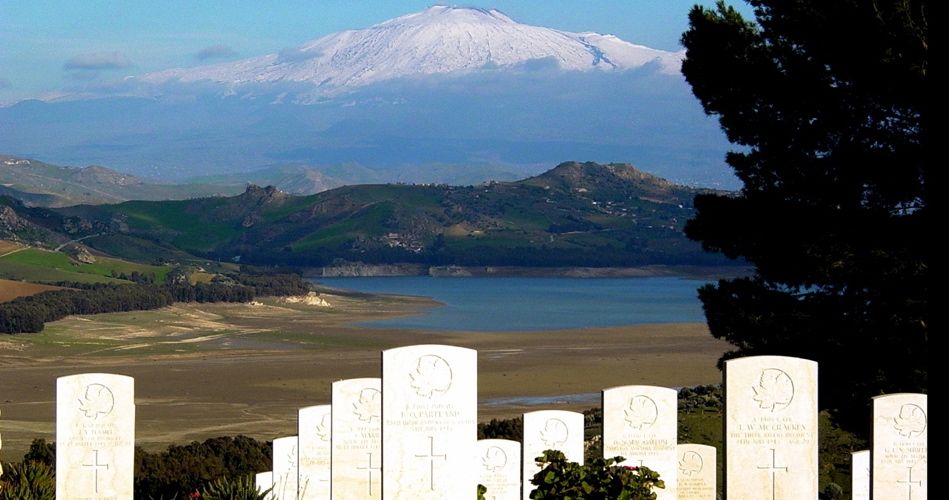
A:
0;155;244;207
1;161;730;268
185;162;542;195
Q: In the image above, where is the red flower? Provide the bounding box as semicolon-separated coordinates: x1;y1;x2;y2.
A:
623;465;639;471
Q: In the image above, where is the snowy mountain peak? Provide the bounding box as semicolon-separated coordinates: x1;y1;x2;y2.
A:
141;6;683;94
381;5;516;26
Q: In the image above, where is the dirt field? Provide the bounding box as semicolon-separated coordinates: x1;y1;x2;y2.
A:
0;278;63;302
0;240;23;256
0;291;729;457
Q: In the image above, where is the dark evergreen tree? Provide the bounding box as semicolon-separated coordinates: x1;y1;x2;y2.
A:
681;0;928;435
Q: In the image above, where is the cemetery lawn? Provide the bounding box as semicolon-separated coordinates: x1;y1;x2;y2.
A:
0;291;729;457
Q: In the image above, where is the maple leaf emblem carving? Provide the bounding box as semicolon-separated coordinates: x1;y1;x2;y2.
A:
316;413;331;442
893;404;926;438
409;354;452;398
624;395;658;430
482;446;508;472
78;383;115;419
352;387;381;422
678;450;703;476
752;368;795;411
540;418;569;447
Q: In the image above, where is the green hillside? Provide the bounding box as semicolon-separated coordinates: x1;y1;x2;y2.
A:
4;162;730;268
0;247;170;284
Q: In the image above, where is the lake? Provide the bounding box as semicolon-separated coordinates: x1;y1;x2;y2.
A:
314;276;709;332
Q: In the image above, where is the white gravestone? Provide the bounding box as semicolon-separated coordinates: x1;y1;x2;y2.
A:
724;356;818;499
299;405;332;499
256;471;275;499
477;439;521;500
676;444;716;500
522;410;584;500
382;345;477;499
56;373;135;500
603;385;677;500
273;436;300;500
872;393;927;500
852;450;870;500
332;378;382;499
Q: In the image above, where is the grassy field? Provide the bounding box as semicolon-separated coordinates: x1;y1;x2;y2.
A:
0;247;171;284
0;278;63;302
0;292;729;458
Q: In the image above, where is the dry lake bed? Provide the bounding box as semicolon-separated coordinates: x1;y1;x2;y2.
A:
0;290;729;457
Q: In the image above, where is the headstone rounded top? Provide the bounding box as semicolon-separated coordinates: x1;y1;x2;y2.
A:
299;404;331;412
603;386;677;431
57;373;134;422
725;355;817;413
333;377;381;387
677;443;715;454
383;345;475;400
603;385;677;396
58;373;135;381
871;392;928;401
382;344;477;356
523;411;584;449
724;355;817;369
57;372;134;388
523;409;584;420
873;393;927;439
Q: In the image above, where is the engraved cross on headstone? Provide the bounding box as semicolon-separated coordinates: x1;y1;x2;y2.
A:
756;448;788;500
414;436;447;491
357;451;382;495
897;466;922;500
82;449;110;494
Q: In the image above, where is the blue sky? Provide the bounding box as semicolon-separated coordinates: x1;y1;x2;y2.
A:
0;1;752;104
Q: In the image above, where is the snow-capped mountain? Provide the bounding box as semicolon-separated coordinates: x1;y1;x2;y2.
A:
0;6;736;187
141;6;682;93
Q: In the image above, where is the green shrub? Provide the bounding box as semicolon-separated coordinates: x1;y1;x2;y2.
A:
134;436;271;498
529;450;664;500
0;460;55;500
201;474;272;499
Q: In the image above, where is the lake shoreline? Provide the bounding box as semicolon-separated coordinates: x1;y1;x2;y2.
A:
306;263;751;279
312;275;713;332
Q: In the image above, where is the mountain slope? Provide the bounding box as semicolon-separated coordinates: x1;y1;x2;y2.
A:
38;162;726;268
141;6;682;96
0;156;245;206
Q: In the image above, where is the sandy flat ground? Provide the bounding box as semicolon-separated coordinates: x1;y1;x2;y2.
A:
0;291;729;457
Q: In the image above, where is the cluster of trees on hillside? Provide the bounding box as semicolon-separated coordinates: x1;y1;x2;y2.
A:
232;273;312;296
0;274;312;334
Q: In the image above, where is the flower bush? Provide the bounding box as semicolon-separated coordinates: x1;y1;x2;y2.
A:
529;450;664;500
